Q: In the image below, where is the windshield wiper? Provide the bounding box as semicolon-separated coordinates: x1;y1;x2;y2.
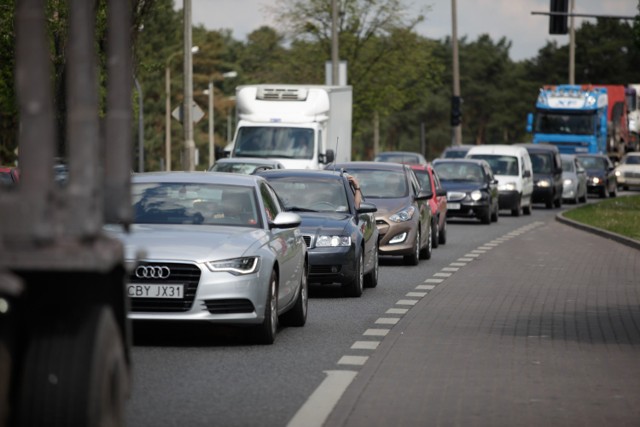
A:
287;206;318;212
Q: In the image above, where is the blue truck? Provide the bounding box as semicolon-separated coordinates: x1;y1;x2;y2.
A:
526;84;631;161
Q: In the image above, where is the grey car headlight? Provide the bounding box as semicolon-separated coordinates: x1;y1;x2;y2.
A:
206;257;260;275
498;182;517;192
316;235;351;247
389;206;415;223
536;179;551;188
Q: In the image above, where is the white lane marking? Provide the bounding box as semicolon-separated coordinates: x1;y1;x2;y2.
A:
450;262;466;266
434;272;452;277
364;329;389;336
458;257;474;262
464;253;480;258
287;370;358;427
397;299;418;306
478;246;493;250
424;278;444;283
351;341;380;350
471;249;486;253
375;317;400;325
416;284;435;290
338;355;369;365
442;267;459;272
406;292;428;298
386;307;409;314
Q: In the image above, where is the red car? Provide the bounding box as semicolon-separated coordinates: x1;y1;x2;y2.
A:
0;166;19;187
411;164;447;248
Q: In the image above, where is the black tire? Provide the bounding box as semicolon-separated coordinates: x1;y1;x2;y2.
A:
523;196;532;215
600;185;609;198
545;198;553;209
343;251;364;297
511;196;522;217
554;193;562;208
253;270;278;344
480;206;491;224
431;218;439;249
364;244;379;289
438;219;447;245
404;229;420;266
280;262;308;327
16;305;129;427
419;224;432;260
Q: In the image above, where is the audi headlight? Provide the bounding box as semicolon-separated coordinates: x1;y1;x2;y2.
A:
206;257;260;275
389;206;415;223
470;190;482;201
316;235;351;247
537;179;551;188
592;177;601;184
499;182;517;192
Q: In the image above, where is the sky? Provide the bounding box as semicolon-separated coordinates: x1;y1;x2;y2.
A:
185;0;638;61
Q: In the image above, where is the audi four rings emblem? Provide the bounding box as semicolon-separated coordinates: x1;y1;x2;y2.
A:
135;265;171;279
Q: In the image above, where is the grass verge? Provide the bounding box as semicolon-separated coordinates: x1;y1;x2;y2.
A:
563;195;640;241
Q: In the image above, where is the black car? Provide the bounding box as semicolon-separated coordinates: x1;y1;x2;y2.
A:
517;143;563;209
576;154;618;198
258;169;378;297
432;159;499;224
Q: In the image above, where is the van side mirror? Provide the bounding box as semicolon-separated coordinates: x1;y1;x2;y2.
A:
523;170;531;178
321;149;335;164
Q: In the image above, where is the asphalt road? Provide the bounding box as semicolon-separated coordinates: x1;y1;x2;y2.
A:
124;192;638;427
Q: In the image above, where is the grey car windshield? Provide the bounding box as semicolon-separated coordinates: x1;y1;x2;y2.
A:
132;182;261;228
433;162;484;182
268;177;349;212
561;158;575;172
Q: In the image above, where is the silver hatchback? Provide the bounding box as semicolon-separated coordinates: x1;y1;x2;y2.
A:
105;172;308;344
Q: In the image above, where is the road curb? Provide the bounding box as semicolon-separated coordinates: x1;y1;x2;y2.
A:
555;211;640;251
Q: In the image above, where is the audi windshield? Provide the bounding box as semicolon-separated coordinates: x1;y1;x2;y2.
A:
132;182;262;228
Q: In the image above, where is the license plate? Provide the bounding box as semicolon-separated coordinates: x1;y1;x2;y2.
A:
448;202;461;210
127;283;184;299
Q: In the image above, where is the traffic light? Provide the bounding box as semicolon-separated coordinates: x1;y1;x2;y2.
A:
451;96;462;127
549;0;568;35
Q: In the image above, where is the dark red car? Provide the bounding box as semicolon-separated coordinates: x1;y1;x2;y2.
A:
0;166;19;187
411;164;447;248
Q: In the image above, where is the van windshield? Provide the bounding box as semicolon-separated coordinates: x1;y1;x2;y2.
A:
530;153;552;174
234;127;314;160
467;154;519;176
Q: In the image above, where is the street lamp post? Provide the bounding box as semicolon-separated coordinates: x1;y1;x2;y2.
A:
206;71;237;169
165;45;198;171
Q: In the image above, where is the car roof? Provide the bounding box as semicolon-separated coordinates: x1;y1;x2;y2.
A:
515;143;560;153
467;144;528;156
217;157;282;165
257;169;344;179
332;161;409;171
443;144;473;151
432;158;488;166
132;171;264;186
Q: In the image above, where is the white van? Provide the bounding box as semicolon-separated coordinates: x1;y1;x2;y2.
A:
466;145;534;216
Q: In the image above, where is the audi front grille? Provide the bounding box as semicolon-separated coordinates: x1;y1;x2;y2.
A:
129;262;201;312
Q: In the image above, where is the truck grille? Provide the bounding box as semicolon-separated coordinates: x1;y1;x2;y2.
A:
128;262;200;312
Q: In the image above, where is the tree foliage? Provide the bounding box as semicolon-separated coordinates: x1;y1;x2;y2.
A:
1;1;639;168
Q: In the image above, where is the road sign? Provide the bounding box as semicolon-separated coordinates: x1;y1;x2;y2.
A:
172;101;205;124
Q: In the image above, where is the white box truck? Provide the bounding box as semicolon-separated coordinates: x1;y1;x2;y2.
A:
228;84;352;169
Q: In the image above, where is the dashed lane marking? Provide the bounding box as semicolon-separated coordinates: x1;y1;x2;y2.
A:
351;341;380;350
338;355;369;366
364;329;390;336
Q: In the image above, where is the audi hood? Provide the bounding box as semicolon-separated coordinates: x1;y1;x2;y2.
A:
104;224;268;263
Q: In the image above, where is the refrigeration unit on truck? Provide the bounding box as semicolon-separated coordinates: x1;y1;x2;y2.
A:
229;85;353;169
526;84;632;161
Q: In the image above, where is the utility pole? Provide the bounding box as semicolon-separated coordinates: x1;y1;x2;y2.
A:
569;0;575;85
331;0;339;85
451;0;462;146
182;0;195;171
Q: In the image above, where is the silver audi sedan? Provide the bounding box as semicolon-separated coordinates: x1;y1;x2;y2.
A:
105;172;308;344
